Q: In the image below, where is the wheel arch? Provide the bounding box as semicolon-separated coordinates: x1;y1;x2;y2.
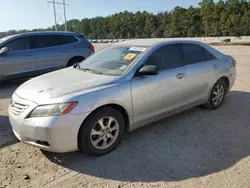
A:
77;103;130;155
107;104;130;132
218;76;230;92
77;103;130;138
206;75;230;104
67;56;85;67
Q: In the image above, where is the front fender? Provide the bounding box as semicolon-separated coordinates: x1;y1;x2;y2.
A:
68;81;133;126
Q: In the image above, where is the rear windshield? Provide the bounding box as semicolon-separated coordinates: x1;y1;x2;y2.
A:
77;46;147;76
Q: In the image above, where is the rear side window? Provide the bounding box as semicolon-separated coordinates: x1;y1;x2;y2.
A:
204;49;216;61
145;44;183;71
57;35;78;45
181;44;206;65
75;34;86;41
4;37;30;51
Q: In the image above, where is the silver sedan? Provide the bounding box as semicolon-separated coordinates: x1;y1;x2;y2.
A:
8;39;236;156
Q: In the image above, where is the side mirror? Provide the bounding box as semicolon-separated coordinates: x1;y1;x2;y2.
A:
138;65;158;76
0;47;8;55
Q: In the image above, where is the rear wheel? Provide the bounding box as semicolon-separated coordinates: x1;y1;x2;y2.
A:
204;79;227;110
78;106;125;156
67;57;85;67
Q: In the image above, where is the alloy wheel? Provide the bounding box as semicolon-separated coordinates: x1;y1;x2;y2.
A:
212;84;225;106
90;116;120;150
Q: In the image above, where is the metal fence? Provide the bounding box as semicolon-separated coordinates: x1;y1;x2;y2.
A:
89;36;250;43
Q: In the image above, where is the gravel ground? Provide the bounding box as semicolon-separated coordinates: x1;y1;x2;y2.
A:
0;44;250;188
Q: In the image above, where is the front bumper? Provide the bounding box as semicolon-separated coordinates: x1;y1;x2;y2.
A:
8;94;90;153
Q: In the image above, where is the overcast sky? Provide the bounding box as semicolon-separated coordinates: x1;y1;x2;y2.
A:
0;0;200;32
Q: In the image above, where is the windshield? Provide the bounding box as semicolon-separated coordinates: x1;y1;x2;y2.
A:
78;46;147;76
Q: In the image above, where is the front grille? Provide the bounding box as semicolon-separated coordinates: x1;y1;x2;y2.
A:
11;102;29;115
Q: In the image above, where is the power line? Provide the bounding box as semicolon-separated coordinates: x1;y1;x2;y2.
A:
48;0;69;31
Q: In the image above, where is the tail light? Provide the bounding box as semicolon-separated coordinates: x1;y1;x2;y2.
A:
89;45;95;52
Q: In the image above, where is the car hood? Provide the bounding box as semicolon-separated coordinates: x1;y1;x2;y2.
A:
15;67;117;104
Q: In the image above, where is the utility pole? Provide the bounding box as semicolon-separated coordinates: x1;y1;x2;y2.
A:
52;0;57;31
48;0;69;31
63;0;67;31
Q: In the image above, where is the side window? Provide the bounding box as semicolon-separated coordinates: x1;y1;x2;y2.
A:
181;44;206;65
57;35;78;45
4;37;30;51
145;44;183;71
144;51;164;70
157;45;183;69
30;35;60;49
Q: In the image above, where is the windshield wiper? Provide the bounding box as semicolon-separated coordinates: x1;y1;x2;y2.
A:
80;68;103;75
74;64;101;74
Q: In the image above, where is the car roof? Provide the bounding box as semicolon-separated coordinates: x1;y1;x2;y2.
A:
111;38;224;59
113;38;207;47
8;31;79;38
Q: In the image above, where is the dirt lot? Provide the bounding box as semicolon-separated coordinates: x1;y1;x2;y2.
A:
0;44;250;188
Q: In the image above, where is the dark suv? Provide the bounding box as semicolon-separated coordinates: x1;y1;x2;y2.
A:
0;31;94;81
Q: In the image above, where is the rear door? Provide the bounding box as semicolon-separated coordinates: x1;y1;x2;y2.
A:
29;35;72;74
131;44;187;125
181;43;218;104
0;36;37;79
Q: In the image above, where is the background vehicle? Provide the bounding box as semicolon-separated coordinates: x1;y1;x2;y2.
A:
0;31;94;82
8;39;236;156
91;39;98;43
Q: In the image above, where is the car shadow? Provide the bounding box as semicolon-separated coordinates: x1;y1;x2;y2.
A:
0;79;28;99
0;79;27;148
0;115;19;149
39;90;250;182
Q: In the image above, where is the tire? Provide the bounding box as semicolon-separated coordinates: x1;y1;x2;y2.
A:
78;106;125;156
67;57;85;67
204;79;227;110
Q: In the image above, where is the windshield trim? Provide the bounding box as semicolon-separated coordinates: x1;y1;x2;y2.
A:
0;35;15;43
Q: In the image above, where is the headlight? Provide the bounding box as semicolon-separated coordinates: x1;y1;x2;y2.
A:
28;102;78;118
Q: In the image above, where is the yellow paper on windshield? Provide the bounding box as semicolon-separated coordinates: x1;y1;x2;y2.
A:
123;53;137;61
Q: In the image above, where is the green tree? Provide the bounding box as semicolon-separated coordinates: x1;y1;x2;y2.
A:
1;1;250;39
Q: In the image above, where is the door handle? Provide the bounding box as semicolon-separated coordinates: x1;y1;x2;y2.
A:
213;64;218;69
176;73;185;79
60;49;66;52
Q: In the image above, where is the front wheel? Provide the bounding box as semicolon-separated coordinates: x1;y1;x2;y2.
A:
78;107;125;156
204;79;227;110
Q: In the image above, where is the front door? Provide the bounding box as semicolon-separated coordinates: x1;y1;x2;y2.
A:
0;36;36;79
131;44;187;125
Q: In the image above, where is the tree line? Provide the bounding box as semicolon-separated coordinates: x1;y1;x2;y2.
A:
1;0;250;39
